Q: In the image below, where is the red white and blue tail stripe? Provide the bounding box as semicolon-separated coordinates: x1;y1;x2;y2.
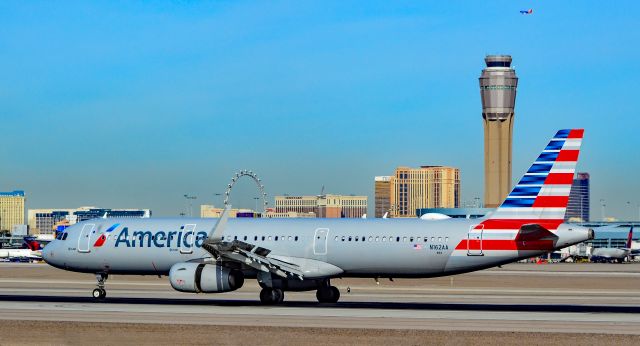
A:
454;129;584;254
490;129;583;223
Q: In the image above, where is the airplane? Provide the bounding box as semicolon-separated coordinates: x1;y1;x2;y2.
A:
42;129;593;304
590;226;635;263
0;237;43;261
520;9;533;15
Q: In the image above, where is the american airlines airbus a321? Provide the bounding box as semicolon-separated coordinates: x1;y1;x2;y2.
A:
42;129;593;304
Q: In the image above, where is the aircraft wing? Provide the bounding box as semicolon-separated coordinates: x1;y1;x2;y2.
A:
203;239;304;280
201;206;304;280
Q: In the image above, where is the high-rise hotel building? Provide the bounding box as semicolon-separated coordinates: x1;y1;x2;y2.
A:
390;166;460;217
480;55;518;208
374;176;392;218
565;172;590;222
0;190;25;232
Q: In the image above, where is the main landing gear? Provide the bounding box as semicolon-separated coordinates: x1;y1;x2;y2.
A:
92;273;108;300
259;288;284;305
316;285;340;303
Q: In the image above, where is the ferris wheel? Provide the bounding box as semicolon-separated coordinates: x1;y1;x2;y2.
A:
223;170;268;214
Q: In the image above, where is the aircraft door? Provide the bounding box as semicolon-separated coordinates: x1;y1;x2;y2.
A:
180;224;197;254
77;224;95;253
313;228;329;255
467;224;484;256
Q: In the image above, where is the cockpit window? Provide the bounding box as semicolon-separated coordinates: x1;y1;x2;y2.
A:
62;233;68;240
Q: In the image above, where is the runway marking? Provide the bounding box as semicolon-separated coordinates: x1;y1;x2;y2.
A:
0;302;639;334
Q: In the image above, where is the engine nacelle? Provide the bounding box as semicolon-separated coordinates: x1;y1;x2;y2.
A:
169;262;244;293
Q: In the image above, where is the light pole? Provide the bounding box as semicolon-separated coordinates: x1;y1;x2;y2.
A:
600;199;606;221
253;197;260;213
183;194;197;217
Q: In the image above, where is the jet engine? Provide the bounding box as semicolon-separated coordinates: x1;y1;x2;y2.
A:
169;262;244;293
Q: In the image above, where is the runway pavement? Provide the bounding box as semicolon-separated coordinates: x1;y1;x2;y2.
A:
0;262;639;343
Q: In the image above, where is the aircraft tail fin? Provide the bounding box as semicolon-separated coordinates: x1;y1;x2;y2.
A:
481;129;584;231
626;226;634;249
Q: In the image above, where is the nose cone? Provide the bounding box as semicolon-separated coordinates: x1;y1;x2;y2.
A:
41;244;52;263
41;243;59;268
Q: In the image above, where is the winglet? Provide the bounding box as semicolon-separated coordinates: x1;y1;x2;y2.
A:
208;205;232;242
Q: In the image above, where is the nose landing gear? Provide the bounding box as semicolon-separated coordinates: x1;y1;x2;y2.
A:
92;273;108;300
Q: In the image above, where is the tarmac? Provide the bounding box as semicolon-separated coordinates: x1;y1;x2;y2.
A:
0;262;639;344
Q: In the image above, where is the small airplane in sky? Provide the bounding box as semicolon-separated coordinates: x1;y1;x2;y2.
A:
520;9;533;15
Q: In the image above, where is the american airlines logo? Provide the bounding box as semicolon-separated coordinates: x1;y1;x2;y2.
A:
94;224;208;249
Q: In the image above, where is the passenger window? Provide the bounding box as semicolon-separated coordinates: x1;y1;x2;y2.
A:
410;237;414;242
396;237;400;242
295;236;298;241
262;236;265;241
445;237;449;242
431;237;435;242
244;236;247;241
382;237;386;242
438;237;442;242
254;236;258;241
355;236;359;241
234;236;238;240
268;236;272;241
275;236;278;241
424;237;428;242
288;236;292;241
403;237;407;242
221;236;225;240
341;236;345;241
368;236;373;242
335;236;339;241
375;236;379;242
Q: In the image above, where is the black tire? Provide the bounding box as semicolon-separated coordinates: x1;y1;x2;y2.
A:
92;288;103;300
274;289;284;303
328;286;340;303
260;288;278;305
316;286;340;303
100;288;107;298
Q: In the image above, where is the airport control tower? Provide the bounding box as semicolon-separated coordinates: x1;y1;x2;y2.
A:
479;55;518;208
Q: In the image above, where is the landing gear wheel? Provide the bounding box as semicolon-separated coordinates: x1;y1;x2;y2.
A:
316;286;340;303
93;272;108;300
260;288;282;305
92;288;106;299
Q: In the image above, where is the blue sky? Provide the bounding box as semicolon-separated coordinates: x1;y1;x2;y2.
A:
1;1;639;220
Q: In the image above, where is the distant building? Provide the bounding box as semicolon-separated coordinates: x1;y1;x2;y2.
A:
263;210;316;218
0;191;25;233
275;194;367;218
28;207;151;235
565;172;590;222
391;166;460;218
200;205;259;218
374;176;392;218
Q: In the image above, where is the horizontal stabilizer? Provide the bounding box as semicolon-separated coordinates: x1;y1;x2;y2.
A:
514;224;558;241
